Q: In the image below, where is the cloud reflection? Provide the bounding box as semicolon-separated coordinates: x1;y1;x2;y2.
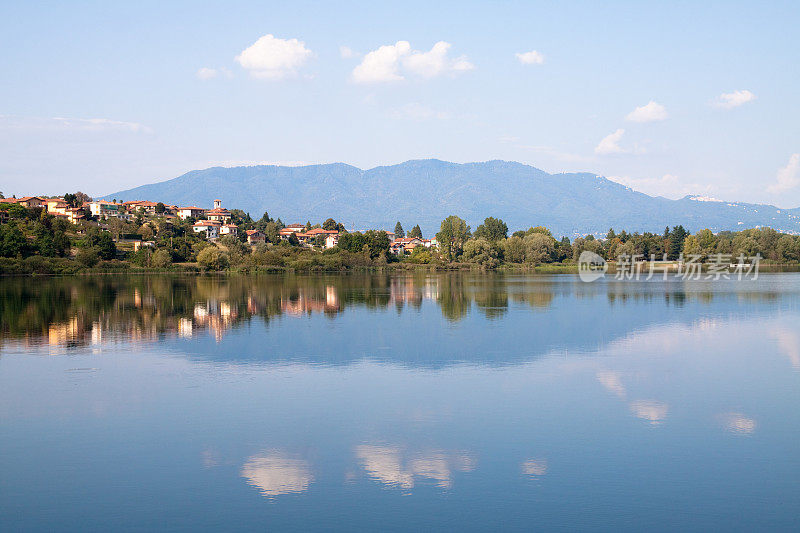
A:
596;371;627;399
629;400;669;425
521;459;548;477
721;412;757;434
355;445;475;491
770;328;800;370
241;451;314;497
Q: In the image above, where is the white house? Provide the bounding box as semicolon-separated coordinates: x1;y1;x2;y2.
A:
88;201;122;219
205;199;231;223
192;220;221;239
219;224;238;237
176;206;205;220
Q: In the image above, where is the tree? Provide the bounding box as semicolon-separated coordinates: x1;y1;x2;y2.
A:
474;217;508;242
196;246;229;270
572;236;602;260
75;247;99;267
501;236;526;263
462;238;501;268
263;221;279;243
151;248;172;268
337;232;366;253
74;192;91;205
669;225;688;260
287;232;300;246
408;225;422;239
0;223;27;257
79;228;116;260
255;211;273;230
394;221;405;238
524;233;556;263
323;218;338;231
436;215;471;261
155;202;166;214
63;193;78;208
364;230;391;259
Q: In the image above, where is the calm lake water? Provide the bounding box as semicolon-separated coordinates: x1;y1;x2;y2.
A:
1;273;799;531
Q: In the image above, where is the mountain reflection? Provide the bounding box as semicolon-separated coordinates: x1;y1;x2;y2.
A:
1;274;797;367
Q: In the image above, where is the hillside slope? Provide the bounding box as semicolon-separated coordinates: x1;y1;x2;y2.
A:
105;159;800;237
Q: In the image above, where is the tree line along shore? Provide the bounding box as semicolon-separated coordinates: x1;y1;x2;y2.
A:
1;196;800;275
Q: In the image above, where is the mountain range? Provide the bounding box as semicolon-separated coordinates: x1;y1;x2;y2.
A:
104;159;800;237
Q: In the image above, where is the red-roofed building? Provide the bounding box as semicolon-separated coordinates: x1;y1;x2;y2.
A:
176;206;205;220
192;220;221;239
219;224;238;237
245;229;266;245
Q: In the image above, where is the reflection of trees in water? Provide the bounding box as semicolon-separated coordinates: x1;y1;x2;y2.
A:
0;274;786;349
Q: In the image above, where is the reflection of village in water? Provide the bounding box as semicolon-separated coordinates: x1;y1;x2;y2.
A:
0;274;789;350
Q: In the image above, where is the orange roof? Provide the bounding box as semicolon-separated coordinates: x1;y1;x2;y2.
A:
178;206;204;211
304;228;339;236
246;229;263;235
193;220;221;227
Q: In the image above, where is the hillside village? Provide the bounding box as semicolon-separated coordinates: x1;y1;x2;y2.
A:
0;193;442;271
1;191;799;274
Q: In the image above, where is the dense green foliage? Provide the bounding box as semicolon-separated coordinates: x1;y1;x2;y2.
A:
2;202;800;275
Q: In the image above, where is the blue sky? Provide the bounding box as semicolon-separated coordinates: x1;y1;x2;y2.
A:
1;0;799;206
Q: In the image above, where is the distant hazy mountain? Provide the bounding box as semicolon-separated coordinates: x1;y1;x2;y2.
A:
104;159;800;237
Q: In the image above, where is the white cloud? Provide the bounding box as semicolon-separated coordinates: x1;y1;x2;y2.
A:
196;67;218;80
626;101;668;122
352;41;473;83
451;55;476;72
767;153;800;193
339;45;356;59
235;34;314;79
43;117;152;134
352;40;411;83
713;89;756;109
389;103;449;121
515;50;545;65
595;128;626;154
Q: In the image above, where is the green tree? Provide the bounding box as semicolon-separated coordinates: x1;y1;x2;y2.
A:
196;246;229;270
263;221;279;243
524;232;556;263
394;221;405;238
364;230;391;259
473;217;508;242
436;215;471;261
323;218;338;231
501;236;526;263
669;225;688;260
155;202;166;214
462;238;501;268
75;247;99;267
0;223;27;257
408;225;423;239
151;248;172;268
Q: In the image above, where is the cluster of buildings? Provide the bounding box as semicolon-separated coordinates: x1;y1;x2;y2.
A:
274;224;437;254
2;194;438;255
0;196;87;223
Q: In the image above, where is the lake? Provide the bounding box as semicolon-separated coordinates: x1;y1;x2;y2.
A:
1;273;799;531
